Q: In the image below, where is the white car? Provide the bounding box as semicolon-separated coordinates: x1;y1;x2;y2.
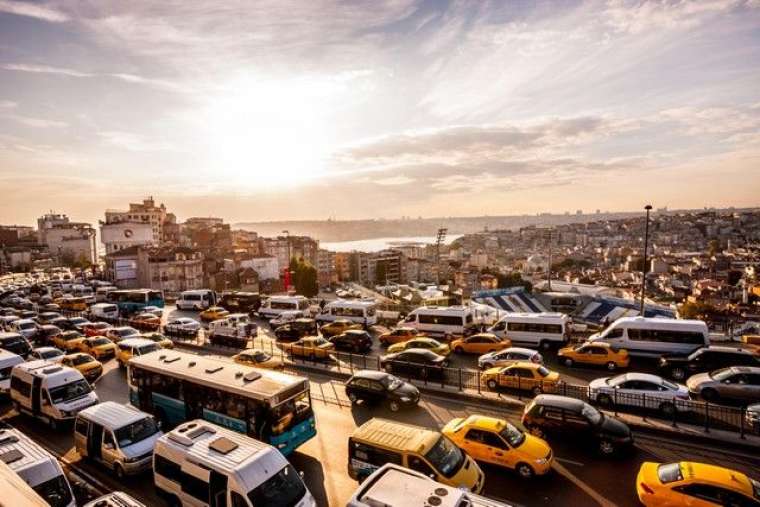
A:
30;346;65;363
141;306;164;318
588;372;689;415
269;310;304;327
166;317;201;333
9;319;38;340
478;347;543;370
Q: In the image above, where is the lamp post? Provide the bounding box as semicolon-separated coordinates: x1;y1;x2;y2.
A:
639;205;652;314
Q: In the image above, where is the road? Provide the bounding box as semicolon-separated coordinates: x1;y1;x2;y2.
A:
2;351;759;507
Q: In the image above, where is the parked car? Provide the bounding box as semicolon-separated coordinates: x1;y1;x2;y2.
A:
9;319;38;340
231;348;284;370
345;370;420;412
481;362;560;395
0;315;19;331
61;353;103;383
450;333;510;355
521;395;633;456
589;373;689;415
387;337;450;356
165;318;201;335
139;332;173;349
658;345;760;381
329;330;373;353
377;327;419;346
52;330;87;352
30;346;65;363
35;312;62;325
380;349;448;380
269;310;304;328
141;305;163;318
130;313;161;330
199;306;230;322
62;317;91;332
35;324;62;345
83;321;112;337
320;319;362;338
279;336;335;360
273;318;318;342
105;326;141;343
39;303;61;312
79;336;118;361
558;342;630;371
478;347;543;370
0;332;30;358
686;366;760;405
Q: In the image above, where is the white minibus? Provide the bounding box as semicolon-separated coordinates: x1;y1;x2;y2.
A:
74;401;162;478
153;420;315;507
95;286;118;303
257;295;310;320
176;290;217;311
0;426;75;507
587;317;708;358
316;299;378;326
400;306;476;338
10;360;99;428
488;312;571;350
89;303;119;320
0;349;25;396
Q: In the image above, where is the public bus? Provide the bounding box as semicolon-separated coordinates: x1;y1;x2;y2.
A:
106;289;165;315
400;306;477;339
127;350;316;456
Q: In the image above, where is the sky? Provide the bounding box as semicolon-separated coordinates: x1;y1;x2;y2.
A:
1;0;759;226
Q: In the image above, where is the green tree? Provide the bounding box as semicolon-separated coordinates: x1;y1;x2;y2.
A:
290;257;319;297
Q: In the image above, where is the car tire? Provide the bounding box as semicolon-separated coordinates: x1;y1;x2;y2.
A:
516;462;535;479
487;379;498;391
597;393;613;407
563;358;573;367
598;440;616;456
540;340;552;351
670;368;686;381
702;388;718;402
606;361;617;371
659;402;676;416
114;463;125;479
388;400;400;412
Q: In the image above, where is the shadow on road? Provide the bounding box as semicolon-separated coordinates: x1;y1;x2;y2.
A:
289;452;329;507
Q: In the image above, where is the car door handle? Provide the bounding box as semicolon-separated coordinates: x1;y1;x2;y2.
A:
494;451;503;456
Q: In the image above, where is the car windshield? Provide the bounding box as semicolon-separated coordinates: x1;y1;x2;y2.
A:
115;417;159;447
48;379;92;404
72;355;92;365
42;350;62;359
32;475;73;507
662;379;679;390
381;374;404;391
119;328;138;336
537;366;551;377
138;344;158;355
92;338;110;346
499;422;526;447
581;404;603;425
253;352;271;362
710;368;735;381
424;436;465;478
19;322;35;329
247;465;306;507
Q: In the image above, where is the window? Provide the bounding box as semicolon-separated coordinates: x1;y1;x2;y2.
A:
74;418;88;436
247;466;307;507
675;484;724;504
628;328;705;344
507;322;562;334
154;455;182;482
103;430;116;448
590;347;607;355
10;376;31;398
181;473;209;503
350;441;402;466
604;328;624;339
231;492;248;507
408;456;437;477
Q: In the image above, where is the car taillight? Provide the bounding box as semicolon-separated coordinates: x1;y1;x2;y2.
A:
532;356;540;363
639;483;654;495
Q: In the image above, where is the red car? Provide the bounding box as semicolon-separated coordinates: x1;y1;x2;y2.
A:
83;321;112;337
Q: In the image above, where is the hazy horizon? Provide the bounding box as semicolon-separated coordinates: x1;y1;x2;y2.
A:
2;0;760;226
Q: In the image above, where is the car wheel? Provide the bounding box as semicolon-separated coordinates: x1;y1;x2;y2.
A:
481;362;492;370
348;392;359;404
670;368;685;381
598;393;613;407
659;402;676;416
563;358;573;367
598;440;616;456
540;340;551;351
114;463;125;479
49;418;57;430
487;379;498;390
606;361;617;371
516;462;535;479
531;386;543;396
702;388;718;402
388;400;400;412
454;347;464;354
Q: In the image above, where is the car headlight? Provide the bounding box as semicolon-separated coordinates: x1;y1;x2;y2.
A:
399;396;411;402
124;456;141;463
535;458;548;465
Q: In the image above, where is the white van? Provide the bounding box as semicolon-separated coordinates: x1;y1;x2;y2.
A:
74;401;162;478
346;463;511;507
89;303;119;320
316;299;378;326
0;426;75;507
95;286;117;303
153;420;316;507
488;312;571;350
0;349;25;396
176;290;217;311
83;492;145;507
400;306;476;338
257;295;310;320
10;360;99;428
587;316;709;358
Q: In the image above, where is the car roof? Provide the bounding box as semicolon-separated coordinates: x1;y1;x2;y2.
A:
351;370;389;381
533;394;587;410
497;347;538;355
617;372;665;384
505;361;542;370
679;462;755;496
726;366;760;374
78;401;148;429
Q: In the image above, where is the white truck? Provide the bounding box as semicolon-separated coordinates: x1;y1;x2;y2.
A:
208;314;258;349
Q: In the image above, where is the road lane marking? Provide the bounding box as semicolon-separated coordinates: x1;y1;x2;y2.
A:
556;457;585;467
552;460;616;507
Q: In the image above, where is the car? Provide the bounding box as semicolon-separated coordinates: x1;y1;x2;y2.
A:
273;318;318;342
747;403;760;436
0;315;19;331
478;347;543;370
29;346;65;363
558;342;630;371
345;370;420;412
279;336;335;360
387;337;450;356
231;348;284;370
165;317;201;334
659;345;760;381
18;310;37;320
62;317;91;332
442;414;553;478
9;319;38;340
52;330;88;352
104;326;141;343
35;311;62;325
130;313;161;329
329;330;373;353
139;332;174;349
83;321;112;337
141;305;163;318
481;362;561;395
269;310;305;328
320;319;362;338
521;395;634;456
589;373;689;415
377;327;419;346
636;461;760;506
61;352;103;383
35;324;62;345
79;336;118;360
380;349;448;380
199;306;230;322
686;366;760;405
450;333;510;355
39;303;61;312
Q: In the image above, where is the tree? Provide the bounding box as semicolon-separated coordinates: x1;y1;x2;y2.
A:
290;257;319;298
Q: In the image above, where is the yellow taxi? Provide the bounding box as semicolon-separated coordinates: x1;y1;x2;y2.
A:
320;319;362;338
78;336;118;361
140;332;174;349
451;333;511;355
232;348;285;370
53;330;87;352
443;415;553;479
378;327;419;346
279;336;335;359
61;353;103;383
558;342;630;371
481;362;561;395
199;306;230;322
387;337;450;356
637;461;760;506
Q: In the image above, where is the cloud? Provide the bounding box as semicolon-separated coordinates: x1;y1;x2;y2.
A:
0;0;69;22
99;131;174;152
4;114;68;128
0;100;17;109
1;63;92;78
602;0;752;34
376;175;416;186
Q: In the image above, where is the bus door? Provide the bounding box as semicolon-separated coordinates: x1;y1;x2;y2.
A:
88;423;103;461
209;470;228;507
31;377;42;416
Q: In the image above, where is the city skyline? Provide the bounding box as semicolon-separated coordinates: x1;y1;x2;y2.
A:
1;0;760;225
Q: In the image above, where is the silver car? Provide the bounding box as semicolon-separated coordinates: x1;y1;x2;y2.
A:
686;366;760;405
589;372;690;415
478;347;543;369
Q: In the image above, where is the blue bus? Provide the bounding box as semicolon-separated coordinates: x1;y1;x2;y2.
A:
127;350;316;456
106;289;164;315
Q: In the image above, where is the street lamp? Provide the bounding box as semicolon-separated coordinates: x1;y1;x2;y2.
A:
639;205;653;314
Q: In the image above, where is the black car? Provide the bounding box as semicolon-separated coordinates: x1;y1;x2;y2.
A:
274;318;318;342
521;394;633;456
0;332;32;359
62;317;91;332
329;330;373;353
36;324;62;345
380;349;447;380
345;370;420;412
658;345;760;381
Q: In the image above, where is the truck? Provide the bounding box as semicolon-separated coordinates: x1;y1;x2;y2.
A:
207;313;258;349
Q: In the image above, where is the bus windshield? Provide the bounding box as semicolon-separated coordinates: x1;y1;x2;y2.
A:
271;391;311;435
48;379;92;404
247;465;306;507
115;417;160;447
425;436;465;478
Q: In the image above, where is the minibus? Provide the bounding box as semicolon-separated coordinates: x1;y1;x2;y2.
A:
257;295;310;320
400;306;477;338
153;420;315;507
74;401;162;478
317;299;378;326
488;312;571;350
89;303;120;320
0;349;24;395
587;316;709;358
176;289;217;311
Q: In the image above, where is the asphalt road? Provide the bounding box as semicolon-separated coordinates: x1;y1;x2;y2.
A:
2;349;759;507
